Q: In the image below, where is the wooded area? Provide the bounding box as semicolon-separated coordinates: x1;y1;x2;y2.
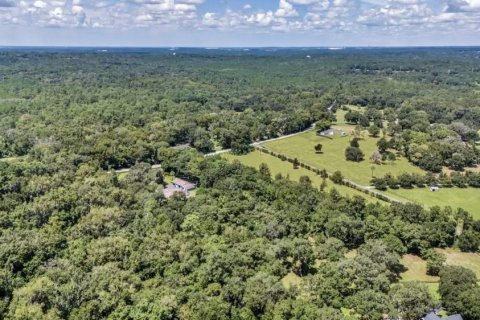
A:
0;48;479;319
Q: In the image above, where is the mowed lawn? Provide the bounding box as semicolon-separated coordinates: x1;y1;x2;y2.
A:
262;129;424;186
385;188;480;219
223;150;386;204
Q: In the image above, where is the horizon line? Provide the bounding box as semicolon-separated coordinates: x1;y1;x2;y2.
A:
1;45;480;49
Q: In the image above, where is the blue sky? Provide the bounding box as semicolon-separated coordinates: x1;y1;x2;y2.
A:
1;0;480;46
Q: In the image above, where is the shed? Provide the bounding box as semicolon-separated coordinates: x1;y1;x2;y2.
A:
319;128;335;136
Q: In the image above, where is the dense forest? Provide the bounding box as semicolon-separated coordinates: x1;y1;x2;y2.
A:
0;48;480;319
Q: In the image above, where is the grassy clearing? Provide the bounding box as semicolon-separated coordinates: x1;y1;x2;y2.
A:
401;250;480;282
385;188;480;219
223;150;386;204
400;249;480;301
263;129;424;186
400;254;439;283
438;248;480;276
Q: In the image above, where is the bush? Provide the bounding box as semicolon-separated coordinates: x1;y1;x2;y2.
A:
350;138;360;148
345;147;364;162
330;171;344;184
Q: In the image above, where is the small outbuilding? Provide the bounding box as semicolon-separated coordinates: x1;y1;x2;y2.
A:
318;128;335;136
430;186;440;192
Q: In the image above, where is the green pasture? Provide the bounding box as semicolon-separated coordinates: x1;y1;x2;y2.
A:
223;150;386;204
262;128;424;186
261;123;480;217
385;188;480;219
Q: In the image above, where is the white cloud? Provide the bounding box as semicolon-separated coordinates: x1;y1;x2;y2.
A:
446;0;480;12
0;0;478;40
275;0;298;17
33;0;46;8
289;0;319;4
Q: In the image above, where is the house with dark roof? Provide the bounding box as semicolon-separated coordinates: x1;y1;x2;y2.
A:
423;312;463;320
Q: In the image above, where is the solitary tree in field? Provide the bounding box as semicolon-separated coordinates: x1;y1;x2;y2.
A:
345;146;365;162
370;165;376;178
350;138;360;148
314;143;323;154
370;151;382;165
377;137;389;154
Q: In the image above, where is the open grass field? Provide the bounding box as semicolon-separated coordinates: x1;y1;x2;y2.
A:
223;150;386;204
385;188;480;219
262;129;424;186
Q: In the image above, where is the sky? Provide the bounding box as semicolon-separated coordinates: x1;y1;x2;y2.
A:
1;0;480;47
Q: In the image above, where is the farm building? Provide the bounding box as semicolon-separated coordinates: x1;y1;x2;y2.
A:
318;128;335;136
318;128;349;137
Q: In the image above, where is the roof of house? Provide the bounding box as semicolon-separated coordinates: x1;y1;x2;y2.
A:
163;184;181;198
425;313;442;320
445;315;463;320
173;178;196;190
423;312;463;320
320;128;335;135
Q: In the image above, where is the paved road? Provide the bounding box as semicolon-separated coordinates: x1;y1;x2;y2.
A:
342;177;404;203
113;124;316;173
113;164;162;174
205;124;316;157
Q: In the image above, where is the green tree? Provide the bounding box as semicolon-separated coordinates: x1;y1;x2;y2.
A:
389;282;434;320
439;266;478;313
330;171;344;184
368;124;381;137
424;249;446;276
293;158;300;169
314;143;323;154
345;147;365;162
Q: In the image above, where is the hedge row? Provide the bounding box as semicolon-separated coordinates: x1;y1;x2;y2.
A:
371;171;480;191
256;146;396;204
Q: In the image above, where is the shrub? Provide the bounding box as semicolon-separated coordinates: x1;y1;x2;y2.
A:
345;147;365;162
330;171;344;184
